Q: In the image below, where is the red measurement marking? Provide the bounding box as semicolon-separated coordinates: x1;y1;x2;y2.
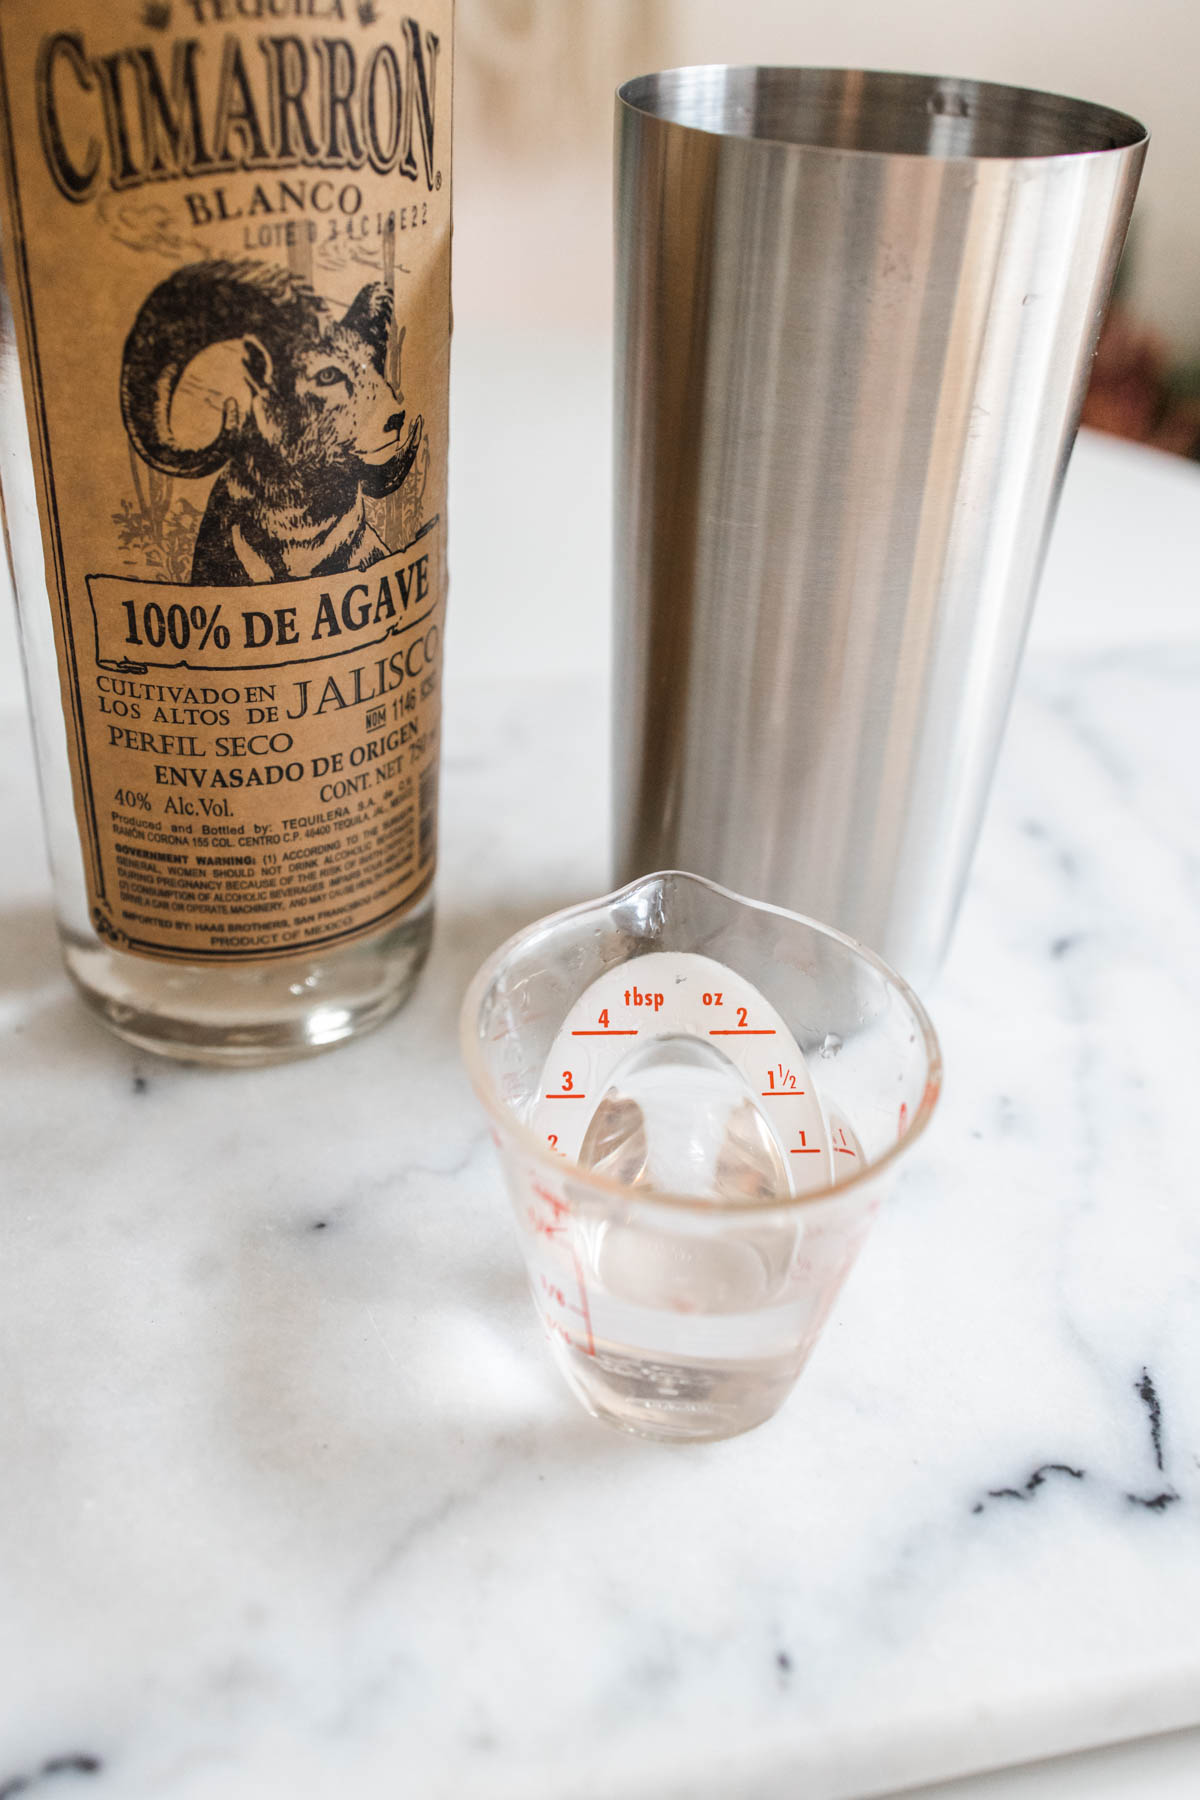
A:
791;1147;821;1154
544;1092;587;1100
709;1029;776;1036
898;1102;909;1139
570;1247;597;1357
761;1090;804;1096
532;1181;568;1217
570;1030;638;1036
543;1313;579;1350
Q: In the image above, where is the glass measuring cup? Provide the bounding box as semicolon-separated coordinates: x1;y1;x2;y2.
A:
461;872;941;1442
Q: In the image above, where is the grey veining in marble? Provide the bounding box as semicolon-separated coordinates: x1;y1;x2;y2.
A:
0;643;1198;1800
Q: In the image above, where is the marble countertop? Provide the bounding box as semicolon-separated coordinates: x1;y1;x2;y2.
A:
2;345;1200;1798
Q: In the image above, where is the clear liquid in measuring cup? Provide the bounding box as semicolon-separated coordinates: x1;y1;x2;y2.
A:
532;952;860;1201
578;1035;791;1202
523;950;872;1437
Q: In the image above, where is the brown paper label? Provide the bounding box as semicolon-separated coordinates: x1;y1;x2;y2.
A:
0;0;451;961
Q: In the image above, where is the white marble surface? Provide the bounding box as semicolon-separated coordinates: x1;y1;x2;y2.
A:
3;321;1200;1795
2;597;1200;1798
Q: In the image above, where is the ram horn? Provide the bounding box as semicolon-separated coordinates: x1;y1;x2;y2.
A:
120;259;324;480
341;282;394;375
362;414;424;499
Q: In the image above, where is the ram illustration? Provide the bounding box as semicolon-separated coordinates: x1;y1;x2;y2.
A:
119;259;422;586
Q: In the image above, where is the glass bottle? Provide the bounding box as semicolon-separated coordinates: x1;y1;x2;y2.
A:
0;0;453;1063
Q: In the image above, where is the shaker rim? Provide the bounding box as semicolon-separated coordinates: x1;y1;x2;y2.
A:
617;64;1148;164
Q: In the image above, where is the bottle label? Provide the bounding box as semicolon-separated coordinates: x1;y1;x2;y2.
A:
0;0;451;961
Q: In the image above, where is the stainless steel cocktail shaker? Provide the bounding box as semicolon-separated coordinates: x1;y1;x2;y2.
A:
613;67;1147;983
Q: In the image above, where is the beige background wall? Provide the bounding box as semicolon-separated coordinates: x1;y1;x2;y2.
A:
454;0;1200;353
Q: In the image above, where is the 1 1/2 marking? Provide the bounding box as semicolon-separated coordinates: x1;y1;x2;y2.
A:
763;1064;804;1095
